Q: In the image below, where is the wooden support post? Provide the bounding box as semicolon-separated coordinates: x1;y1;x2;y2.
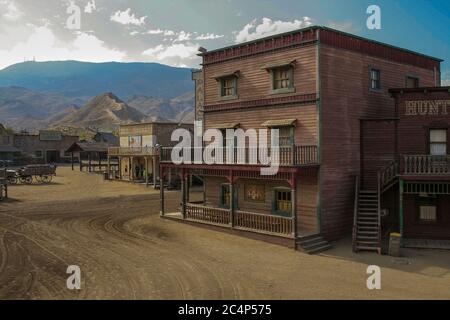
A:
399;178;404;236
88;153;91;173
168;167;172;187
98;153;102;172
291;176;298;239
181;171;186;219
107;156;111;179
229;179;234;228
118;157;122;180
79;152;83;171
152;157;157;189
71;152;74;171
145;157;149;187
130;156;134;181
160;168;165;216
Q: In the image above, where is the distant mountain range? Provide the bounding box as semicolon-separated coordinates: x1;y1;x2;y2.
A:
0;60;195;131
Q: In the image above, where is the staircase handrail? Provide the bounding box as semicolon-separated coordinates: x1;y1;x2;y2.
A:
378;160;399;192
352;175;360;252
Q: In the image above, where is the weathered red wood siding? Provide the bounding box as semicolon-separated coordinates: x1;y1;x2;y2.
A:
360;120;396;189
404;194;450;240
319;43;437;241
395;90;450;156
203;175;318;233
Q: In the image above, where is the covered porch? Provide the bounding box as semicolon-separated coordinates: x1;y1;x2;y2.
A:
159;163;320;242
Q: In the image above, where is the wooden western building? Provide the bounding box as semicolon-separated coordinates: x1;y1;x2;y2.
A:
359;87;450;251
159;26;445;253
108;122;192;187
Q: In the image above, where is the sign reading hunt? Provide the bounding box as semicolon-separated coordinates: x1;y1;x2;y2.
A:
404;100;450;116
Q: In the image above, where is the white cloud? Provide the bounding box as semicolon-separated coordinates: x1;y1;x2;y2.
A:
110;8;147;26
0;25;126;69
142;43;200;67
195;33;224;40
84;0;96;14
442;79;450;86
147;29;164;35
174;31;192;42
234;17;313;43
0;0;23;21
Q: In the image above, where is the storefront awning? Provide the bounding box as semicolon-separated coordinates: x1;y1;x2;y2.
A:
260;59;296;70
212;123;240;130
261;119;297;127
212;70;240;80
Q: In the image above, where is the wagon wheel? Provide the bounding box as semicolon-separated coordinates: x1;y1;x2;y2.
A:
41;175;52;184
8;177;17;185
35;175;43;183
20;176;33;184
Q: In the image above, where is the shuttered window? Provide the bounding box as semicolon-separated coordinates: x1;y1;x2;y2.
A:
406;76;419;88
273;189;291;216
272;66;293;89
220;77;237;97
430;129;447;156
420;206;437;221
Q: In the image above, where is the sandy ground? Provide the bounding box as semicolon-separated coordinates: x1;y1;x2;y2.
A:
0;166;449;300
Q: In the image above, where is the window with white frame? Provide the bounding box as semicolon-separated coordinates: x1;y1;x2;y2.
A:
370;68;381;90
430;129;447;155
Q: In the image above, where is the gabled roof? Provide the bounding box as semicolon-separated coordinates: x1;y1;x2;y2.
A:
94;132;119;145
66;142;110;153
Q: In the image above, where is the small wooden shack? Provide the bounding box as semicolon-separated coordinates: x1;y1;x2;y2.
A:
66;142;118;173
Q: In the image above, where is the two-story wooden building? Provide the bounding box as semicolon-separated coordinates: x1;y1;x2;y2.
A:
159;26;443;254
357;87;450;251
108;122;192;187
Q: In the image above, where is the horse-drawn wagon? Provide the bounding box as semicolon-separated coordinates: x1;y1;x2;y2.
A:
7;164;57;185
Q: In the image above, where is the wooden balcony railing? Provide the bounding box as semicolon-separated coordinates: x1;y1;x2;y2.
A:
185;203;231;225
235;210;293;236
403;155;450;175
108;147;158;156
160;145;318;166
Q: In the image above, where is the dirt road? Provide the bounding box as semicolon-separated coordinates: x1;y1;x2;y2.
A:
0;166;449;299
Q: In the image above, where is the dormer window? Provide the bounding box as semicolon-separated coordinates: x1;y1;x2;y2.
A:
214;71;239;100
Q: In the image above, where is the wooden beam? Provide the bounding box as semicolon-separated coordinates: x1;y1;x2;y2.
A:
145;157;149;187
160;167;165;216
152;157;157;189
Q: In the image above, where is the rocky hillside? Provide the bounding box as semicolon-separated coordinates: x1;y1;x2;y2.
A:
55;93;145;130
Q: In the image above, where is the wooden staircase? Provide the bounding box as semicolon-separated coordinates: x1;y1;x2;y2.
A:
296;234;332;254
353;189;381;253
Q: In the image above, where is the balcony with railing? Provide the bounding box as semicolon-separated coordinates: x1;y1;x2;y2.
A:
402;155;450;176
160;145;318;166
175;203;294;238
108;146;158;156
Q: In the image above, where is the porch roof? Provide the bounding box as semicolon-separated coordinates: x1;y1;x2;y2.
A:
261;119;297;127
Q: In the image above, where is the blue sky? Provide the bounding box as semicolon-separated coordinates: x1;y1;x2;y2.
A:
0;0;449;83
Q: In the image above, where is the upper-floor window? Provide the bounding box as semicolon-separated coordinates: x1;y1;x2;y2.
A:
277;126;294;147
406;76;419;88
35;150;43;158
220;76;237;98
2;136;10;144
429;129;447;155
272;66;293;90
370;68;381;90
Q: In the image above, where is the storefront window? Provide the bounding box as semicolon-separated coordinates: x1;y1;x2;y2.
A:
430;129;447;155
